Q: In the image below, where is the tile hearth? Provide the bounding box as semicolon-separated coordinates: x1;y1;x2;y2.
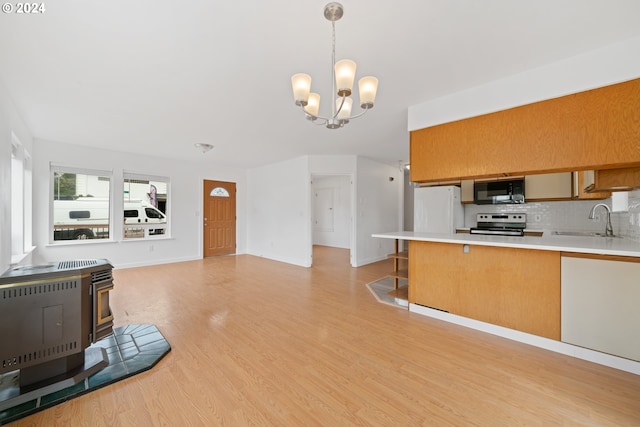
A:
0;324;171;424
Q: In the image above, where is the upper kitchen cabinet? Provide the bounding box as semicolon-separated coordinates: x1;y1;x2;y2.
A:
410;78;640;183
585;167;640;192
575;170;611;200
463;172;574;203
525;172;573;201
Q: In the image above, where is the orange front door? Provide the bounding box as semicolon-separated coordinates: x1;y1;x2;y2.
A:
203;180;236;257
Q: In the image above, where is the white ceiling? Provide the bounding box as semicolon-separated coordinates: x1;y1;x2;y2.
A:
2;0;640;169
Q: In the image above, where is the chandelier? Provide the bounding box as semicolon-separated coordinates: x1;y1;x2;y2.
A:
291;2;379;129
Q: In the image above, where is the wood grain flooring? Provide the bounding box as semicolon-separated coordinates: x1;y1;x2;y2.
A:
12;246;640;426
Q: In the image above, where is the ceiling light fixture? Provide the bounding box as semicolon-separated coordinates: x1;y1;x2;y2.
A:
291;2;379;129
194;143;214;154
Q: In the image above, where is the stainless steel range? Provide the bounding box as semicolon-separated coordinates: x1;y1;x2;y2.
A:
470;213;527;236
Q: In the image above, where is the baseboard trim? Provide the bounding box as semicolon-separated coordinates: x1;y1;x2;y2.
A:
409;303;640;376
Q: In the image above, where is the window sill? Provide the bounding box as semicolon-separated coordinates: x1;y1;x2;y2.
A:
46;236;174;247
10;246;36;266
119;236;174;243
46;239;119;247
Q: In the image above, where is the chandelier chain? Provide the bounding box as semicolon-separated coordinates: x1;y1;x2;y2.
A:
331;20;337;118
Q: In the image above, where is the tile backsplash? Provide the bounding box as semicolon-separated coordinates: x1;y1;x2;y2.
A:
464;190;640;241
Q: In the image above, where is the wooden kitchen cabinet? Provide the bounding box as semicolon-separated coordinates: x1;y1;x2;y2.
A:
574;170;611;199
525;172;573;200
409;241;560;340
561;254;640;361
586;167;640;192
460;180;474;203
410;78;640;183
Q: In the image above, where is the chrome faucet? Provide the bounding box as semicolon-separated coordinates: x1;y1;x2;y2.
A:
588;203;614;237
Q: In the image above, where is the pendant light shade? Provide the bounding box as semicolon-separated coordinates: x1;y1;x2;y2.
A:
304;93;321;117
358;76;378;109
291;73;311;106
336;97;353;121
334;59;356;97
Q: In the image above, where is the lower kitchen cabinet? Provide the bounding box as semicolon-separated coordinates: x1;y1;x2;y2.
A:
409;241;560;339
561;255;640;361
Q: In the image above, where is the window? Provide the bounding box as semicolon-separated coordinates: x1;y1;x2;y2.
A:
123;172;169;239
11;134;32;262
210;187;230;197
51;165;112;242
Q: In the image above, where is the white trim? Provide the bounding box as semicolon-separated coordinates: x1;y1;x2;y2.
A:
123;170;170;183
50;162;112;177
409;303;640;376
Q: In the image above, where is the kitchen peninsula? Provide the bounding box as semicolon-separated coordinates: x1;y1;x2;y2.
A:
395;75;640;376
373;230;640;375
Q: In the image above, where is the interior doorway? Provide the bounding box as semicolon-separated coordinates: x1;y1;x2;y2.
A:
311;174;353;266
203;180;236;257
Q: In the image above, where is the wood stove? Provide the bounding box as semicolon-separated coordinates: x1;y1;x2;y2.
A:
0;259;114;410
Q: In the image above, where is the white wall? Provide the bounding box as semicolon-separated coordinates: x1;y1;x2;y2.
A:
312;175;351;249
32;139;247;269
308;154;403;266
246;156;312;267
0;80;34;273
246;155;403;268
354;156;402;266
408;35;640;131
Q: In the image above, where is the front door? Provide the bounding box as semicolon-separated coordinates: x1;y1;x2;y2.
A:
203;180;236;257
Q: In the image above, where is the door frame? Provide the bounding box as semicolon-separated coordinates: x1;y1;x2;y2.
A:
202;179;237;258
309;173;355;267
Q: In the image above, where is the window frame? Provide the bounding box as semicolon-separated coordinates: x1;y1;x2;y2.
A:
122;171;170;240
50;164;114;244
10;133;33;263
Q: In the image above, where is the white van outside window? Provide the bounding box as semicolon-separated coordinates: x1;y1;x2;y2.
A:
50;165;112;242
123;172;170;239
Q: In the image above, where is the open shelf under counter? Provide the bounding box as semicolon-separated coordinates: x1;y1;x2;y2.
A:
387;240;408;289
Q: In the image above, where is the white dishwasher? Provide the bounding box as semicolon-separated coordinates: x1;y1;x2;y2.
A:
561;255;640;361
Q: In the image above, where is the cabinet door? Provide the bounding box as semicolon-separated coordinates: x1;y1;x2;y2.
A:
524;172;572;200
460;180;474;203
409;241;560;339
592;167;640;191
561;256;640;361
574;171;610;199
410;78;640;183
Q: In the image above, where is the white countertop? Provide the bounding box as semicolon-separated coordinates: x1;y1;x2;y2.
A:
372;230;640;258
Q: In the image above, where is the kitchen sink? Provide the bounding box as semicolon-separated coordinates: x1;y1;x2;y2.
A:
551;231;622;238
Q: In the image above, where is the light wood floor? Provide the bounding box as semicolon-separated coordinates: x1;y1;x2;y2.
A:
14;246;640;426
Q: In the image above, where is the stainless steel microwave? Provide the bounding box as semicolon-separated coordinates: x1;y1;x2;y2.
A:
473;179;525;204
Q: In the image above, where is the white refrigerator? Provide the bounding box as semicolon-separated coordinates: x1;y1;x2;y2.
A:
413;185;464;233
